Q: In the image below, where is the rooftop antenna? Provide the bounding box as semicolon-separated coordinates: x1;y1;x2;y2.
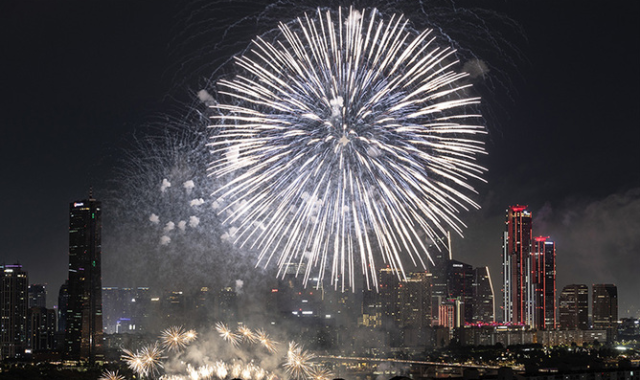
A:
89;186;94;200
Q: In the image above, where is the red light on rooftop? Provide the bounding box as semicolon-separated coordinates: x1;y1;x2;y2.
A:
509;205;528;212
534;236;549;242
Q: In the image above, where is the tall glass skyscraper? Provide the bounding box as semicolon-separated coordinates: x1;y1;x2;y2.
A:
0;264;28;359
502;205;533;325
64;193;103;362
532;236;556;330
558;284;588;330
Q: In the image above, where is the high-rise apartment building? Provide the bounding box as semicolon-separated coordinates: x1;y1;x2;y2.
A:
448;260;474;324
28;284;47;308
558;284;588;330
27;307;56;352
0;264;29;359
472;266;495;323
502;205;533;325
64;195;103;361
592;284;618;329
531;237;556;329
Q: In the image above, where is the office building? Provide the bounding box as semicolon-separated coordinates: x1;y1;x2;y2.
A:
502;205;533;325
0;264;29;359
592;284;618;329
448;260;474;324
558;284;588;330
64;194;104;361
28;284;47;308
531;236;556;329
473;266;495;323
27;307;56;352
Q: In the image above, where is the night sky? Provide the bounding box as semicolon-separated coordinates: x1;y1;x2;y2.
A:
1;1;638;316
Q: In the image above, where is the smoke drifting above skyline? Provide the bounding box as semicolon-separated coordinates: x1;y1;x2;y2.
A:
0;0;638;317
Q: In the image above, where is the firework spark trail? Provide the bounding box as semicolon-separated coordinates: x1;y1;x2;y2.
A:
161;326;196;352
238;325;257;343
99;370;126;380
208;6;487;290
284;342;317;380
123;324;287;379
215;322;240;346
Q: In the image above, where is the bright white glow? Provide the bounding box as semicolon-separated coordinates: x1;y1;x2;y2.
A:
209;6;486;290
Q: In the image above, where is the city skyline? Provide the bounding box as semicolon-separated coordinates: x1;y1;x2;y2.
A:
0;0;639;317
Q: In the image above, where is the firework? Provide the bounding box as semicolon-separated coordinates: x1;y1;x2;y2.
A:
256;329;278;353
122;348;147;377
284;342;316;380
215;322;240;346
208;6;486;290
122;343;165;378
308;366;334;380
160;325;197;352
99;370;126;380
238;325;257;343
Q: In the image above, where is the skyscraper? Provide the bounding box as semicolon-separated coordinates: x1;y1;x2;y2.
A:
28;284;47;308
531;237;556;330
64;194;103;361
502;205;532;325
0;264;29;359
592;284;618;329
448;260;474;324
558;284;588;330
473;266;495;324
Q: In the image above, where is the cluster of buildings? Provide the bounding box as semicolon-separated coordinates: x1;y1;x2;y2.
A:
0;195;104;362
0;198;631;361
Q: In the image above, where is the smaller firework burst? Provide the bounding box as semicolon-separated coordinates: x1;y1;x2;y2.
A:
122;348;147;377
285;342;316;380
99;369;126;380
160;326;189;352
184;329;198;343
238;325;257;343
308;366;334;380
215;322;240;346
255;329;278;353
140;343;165;376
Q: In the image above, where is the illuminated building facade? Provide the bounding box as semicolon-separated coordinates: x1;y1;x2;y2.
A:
0;264;28;359
64;195;103;362
592;284;618;329
558;284;588;330
502;205;533;325
531;236;556;330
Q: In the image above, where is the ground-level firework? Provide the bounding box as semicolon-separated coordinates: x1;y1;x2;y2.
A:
209;7;487;290
114;323;323;379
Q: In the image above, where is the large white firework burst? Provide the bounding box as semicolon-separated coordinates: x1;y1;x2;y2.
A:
208;7;486;290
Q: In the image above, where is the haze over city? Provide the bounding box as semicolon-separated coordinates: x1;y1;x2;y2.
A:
1;0;639;321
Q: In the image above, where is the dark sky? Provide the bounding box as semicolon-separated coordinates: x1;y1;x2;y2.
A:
1;0;638;317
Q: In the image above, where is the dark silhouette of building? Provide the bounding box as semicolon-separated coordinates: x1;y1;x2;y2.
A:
502;205;533;325
57;280;68;333
28;284;47;308
558;284;588;330
531;237;556;330
27;307;56;352
592;284;618;329
472;266;495;323
448;260;474;324
0;264;29;359
64;194;104;362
